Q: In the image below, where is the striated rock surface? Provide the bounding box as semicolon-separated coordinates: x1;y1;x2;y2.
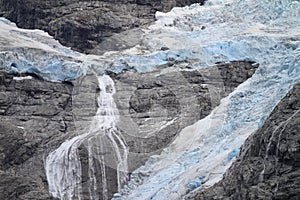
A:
113;61;258;171
188;83;300;200
0;0;205;54
0;61;256;199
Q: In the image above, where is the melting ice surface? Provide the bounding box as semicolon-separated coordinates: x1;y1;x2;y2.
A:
0;17;117;81
45;75;129;200
111;0;300;199
0;17;85;81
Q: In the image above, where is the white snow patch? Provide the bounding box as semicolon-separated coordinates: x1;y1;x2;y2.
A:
13;76;33;81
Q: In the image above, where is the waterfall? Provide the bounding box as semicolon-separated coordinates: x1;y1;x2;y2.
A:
259;109;300;182
45;75;128;200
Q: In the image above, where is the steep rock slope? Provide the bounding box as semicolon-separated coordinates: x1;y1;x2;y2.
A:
189;83;300;199
0;60;256;199
113;61;258;171
0;0;205;53
0;73;74;200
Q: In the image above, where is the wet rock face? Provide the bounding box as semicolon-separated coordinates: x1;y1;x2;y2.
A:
112;61;258;171
0;0;205;54
0;61;256;199
188;83;300;200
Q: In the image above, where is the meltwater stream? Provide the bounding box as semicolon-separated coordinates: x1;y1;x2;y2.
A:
45;75;128;200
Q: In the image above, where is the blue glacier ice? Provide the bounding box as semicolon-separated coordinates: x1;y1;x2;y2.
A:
187;176;205;190
187;179;202;190
0;17;12;24
224;148;240;163
107;50;198;73
2;52;83;81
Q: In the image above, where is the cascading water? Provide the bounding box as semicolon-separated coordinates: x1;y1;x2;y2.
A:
259;109;300;182
45;75;128;200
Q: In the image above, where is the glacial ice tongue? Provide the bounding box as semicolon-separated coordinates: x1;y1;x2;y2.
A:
0;18;87;81
111;0;300;199
0;18;120;82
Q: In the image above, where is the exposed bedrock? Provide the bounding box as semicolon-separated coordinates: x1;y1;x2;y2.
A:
187;83;300;200
0;61;256;199
0;0;205;54
112;61;258;171
0;72;74;200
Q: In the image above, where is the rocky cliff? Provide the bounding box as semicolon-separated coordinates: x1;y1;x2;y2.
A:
0;61;256;199
0;73;73;200
0;0;205;54
188;83;300;199
113;61;258;171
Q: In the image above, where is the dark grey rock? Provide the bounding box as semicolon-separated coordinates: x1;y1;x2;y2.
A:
0;72;74;199
113;61;258;171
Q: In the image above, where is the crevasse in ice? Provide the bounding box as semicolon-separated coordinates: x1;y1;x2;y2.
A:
111;0;300;199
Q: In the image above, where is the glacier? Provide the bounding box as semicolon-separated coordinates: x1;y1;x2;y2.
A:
0;0;300;199
110;0;300;199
